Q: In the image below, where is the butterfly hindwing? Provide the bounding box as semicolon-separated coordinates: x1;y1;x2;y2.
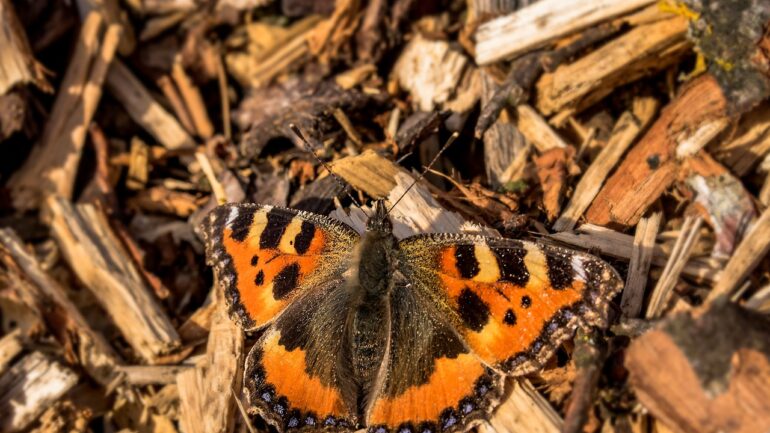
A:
398;233;623;375
202;203;359;331
245;279;358;432
365;280;505;433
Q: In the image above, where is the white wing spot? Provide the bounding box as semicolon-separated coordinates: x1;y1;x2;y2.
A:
571;255;588;282
226;207;239;226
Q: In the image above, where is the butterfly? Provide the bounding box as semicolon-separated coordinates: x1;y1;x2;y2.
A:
201;199;623;433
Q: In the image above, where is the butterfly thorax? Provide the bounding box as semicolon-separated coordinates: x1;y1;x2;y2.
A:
346;202;398;410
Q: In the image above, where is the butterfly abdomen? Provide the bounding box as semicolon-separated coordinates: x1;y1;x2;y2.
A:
346;226;400;406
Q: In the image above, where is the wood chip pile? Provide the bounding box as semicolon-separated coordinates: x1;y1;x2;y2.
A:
1;0;769;432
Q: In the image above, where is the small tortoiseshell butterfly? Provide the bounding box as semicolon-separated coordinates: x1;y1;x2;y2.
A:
202;199;622;433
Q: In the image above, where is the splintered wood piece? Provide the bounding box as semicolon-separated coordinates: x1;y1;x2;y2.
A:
534;147;575;221
178;299;243;433
195;152;227;205
645;216;703;319
711;103;770;176
621;211;662;318
141;0;196;14
157;74;197;134
177;366;206;433
553;100;657;231
171;61;214;138
225;16;320;88
117;365;192;385
584;75;728;228
106;59;195;150
75;0;136;55
548;224;720;284
0;329;23;375
746;284;770;314
479;71;527;188
479;379;562;433
0;228;121;385
332;108;364;146
126;137;149;190
761;174;770;206
0;0;50;94
514;104;568;152
535;15;689;117
178;298;216;343
626;302;770;433
329;149;404;198
0;352;79;432
708;205;770;303
675;118;730;158
562;329;605;433
474;0;654;65
8;13;121;211
45;197;181;362
392;33;470;111
686;173;756;258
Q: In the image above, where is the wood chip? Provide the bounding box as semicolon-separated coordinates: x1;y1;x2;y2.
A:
0;329;24;375
8;13;121;210
534;146;575;221
535;15;689;117
645;215;703;319
45;197;181;362
626;302;770;433
584;75;728;229
392;33;470;111
106;59;196;150
474;0;654;65
621;211;662;318
514;104;568;152
0;0;50;94
711;103;770;176
479;379;563;433
0;228;121;385
553;98;657;231
0;352;79;432
172;61;214;138
117;365;192;385
707;204;770;303
178;299;243;433
548;223;720;284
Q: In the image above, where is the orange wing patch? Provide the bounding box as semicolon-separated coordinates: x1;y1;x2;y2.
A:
245;329;356;431
222;223;325;326
202;204;358;331
401;235;622;375
252;330;348;415
438;243;585;365
367;355;503;433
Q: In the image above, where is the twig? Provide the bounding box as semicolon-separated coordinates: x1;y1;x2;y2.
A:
621;211;662;318
707;205;770;303
553;99;657;231
645;216;704;318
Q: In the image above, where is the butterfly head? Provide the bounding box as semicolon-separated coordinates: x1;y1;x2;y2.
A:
366;200;393;235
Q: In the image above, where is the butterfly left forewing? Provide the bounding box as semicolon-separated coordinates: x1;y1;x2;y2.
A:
398;233;623;375
201;203;359;331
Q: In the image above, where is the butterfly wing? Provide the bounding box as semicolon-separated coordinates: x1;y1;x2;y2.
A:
365;279;505;433
246;278;358;432
396;233;623;375
201;203;359;331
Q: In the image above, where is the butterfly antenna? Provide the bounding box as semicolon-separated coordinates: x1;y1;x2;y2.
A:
289;124;369;218
387;132;459;214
